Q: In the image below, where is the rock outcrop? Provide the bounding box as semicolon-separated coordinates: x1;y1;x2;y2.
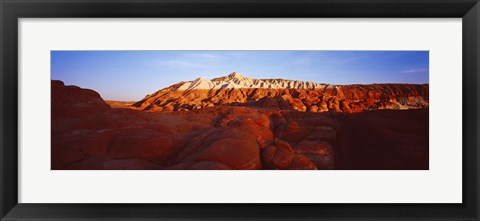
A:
131;72;429;113
51;80;429;170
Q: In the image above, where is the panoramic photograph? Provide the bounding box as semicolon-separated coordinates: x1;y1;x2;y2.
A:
51;51;429;170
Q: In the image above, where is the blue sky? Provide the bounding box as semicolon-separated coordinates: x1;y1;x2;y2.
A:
51;51;429;101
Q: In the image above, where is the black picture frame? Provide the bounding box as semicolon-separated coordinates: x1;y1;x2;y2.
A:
1;0;479;220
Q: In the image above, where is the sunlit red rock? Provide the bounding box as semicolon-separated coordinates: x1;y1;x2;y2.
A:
131;73;429;113
51;76;429;170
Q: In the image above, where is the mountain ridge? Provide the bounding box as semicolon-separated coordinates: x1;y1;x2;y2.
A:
170;72;327;91
131;72;429;113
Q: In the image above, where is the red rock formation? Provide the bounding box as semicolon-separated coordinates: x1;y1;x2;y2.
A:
51;79;429;170
51;80;110;118
261;140;296;169
131;73;429;113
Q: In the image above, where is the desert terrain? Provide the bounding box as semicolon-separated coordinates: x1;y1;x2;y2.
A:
52;72;428;170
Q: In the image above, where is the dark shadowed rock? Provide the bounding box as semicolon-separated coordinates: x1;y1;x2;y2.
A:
287;154;317;170
261;140;295;169
52;80;110;118
295;140;334;169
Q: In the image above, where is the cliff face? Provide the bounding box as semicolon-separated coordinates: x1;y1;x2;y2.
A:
132;72;429;113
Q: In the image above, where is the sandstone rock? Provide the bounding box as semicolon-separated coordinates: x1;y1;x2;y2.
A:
52;80;110;118
288;98;307;112
51;148;85;169
67;157;159;170
287;154;317;170
308;105;319;112
261;140;295;169
108;129;183;165
295;140;334;169
340;100;352;113
275;120;309;145
305;126;337;142
187;161;232;170
51;79;429;170
318;101;329;112
128;74;428;113
193;136;261;170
